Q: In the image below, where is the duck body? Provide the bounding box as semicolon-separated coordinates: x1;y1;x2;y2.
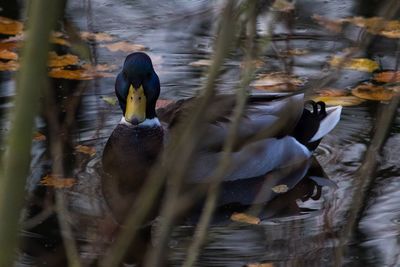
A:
101;52;342;222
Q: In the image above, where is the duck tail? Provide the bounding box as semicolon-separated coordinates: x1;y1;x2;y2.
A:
292;101;342;151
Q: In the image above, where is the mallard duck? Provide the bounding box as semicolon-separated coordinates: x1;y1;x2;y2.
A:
102;52;342;223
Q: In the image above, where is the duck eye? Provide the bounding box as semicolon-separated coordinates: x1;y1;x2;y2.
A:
138;97;142;100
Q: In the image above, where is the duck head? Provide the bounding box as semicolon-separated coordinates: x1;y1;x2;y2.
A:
115;52;160;126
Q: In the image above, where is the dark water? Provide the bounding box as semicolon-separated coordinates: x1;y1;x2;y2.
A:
0;0;399;266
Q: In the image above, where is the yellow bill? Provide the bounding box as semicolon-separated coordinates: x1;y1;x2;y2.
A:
125;84;146;124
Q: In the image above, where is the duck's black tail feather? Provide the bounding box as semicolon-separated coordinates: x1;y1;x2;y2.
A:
292;101;342;150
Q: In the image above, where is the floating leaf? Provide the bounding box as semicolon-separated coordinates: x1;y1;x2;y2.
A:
329;56;379;72
49;68;93;80
246;263;274;267
48;52;79;67
100;96;117;106
230;212;260;225
312;14;343;33
351;82;399;101
373;71;400;83
75;145;96;156
342;17;400;39
0;49;17;60
251;72;304;91
51;35;71;46
0;16;23;35
280;48;309;57
271;0;295;12
40;174;76;189
240;59;265;69
0;60;19;71
311;95;364;106
0;40;20;51
272;184;289;193
33;132;46;141
189;59;212;67
100;41;146;53
315;88;349;97
80;31;114;42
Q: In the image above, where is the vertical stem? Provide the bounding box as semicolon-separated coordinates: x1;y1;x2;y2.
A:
0;0;61;265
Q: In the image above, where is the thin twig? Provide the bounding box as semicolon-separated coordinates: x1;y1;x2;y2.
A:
0;1;61;265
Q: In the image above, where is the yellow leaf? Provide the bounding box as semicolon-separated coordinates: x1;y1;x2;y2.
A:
230;212;260;225
351;82;398;101
271;184;289;193
373;71;400;83
311;95;365;106
271;0;295;12
246;263;274;267
0;16;23;35
0;60;19;71
40;174;76;189
329;56;379;72
48;52;79;67
251;72;304;92
189;59;212;67
100;41;146;53
100;96;117;106
0;49;17;60
33;132;46;141
80;31;114;42
75;145;96;156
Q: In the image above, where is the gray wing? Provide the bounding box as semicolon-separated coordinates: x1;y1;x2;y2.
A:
189;136;311;182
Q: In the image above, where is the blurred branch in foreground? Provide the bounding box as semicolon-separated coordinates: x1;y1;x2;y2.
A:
0;0;62;266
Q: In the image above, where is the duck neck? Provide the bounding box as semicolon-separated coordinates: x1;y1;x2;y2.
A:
119;116;161;127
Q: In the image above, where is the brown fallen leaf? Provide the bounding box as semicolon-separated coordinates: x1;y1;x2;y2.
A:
329;56;379;72
48;52;79;67
373;71;400;83
100;41;146;53
240;59;265;69
311;95;365;106
351;82;399;101
230;212;260;225
33;132;46;141
312;14;343;33
80;31;114;42
280;48;309;57
49;64;114;80
0;16;23;35
0;49;17;60
246;263;274;267
40;174;76;189
315;88;348;97
0;60;19;71
342;17;400;39
75;144;96;156
251;72;304;92
0;41;20;51
272;184;289;193
271;0;295;12
51;35;71;46
49;68;93;80
189;59;212;67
